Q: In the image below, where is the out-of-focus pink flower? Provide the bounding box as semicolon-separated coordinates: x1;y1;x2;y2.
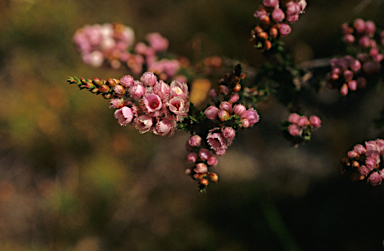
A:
254;6;268;19
222;127;236;141
147;32;169;52
288;113;300;124
368;172;382;186
189;135;202;147
205;106;219;120
279;23;292;36
229;94;239;103
365;157;377;170
199;149;211;161
288;124;301;136
309;115;321;128
354;18;366;33
348;150;358;158
135;115;153;133
272;8;285;22
140;72;157;87
359;165;370;176
263;0;279;8
110;98;125;109
354;144;366;155
194;163;208;174
187;152;198;163
219;101;232;112
83;51;104;67
207;156;218;166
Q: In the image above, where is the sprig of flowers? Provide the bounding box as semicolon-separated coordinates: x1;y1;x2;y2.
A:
342;139;384;186
281;113;321;145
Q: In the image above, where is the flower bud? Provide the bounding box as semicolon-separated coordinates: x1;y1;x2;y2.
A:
207;156;218;166
189;135;202;147
309;115;321;128
194;163;208;174
208;172;219;183
187;152;198;163
269;27;279;39
99;84;111;93
219;101;232;112
204;106;219;120
233;104;247;116
199;149;211;161
279;23;292;36
264;40;272;50
229;94;239;103
200;178;209;186
233;83;241;92
218;110;230;121
113;84;126;95
272;8;285;23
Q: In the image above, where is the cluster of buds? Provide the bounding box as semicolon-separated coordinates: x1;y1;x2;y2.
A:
251;0;307;50
184;65;260;192
342;139;384;186
73;23;135;69
326;56;366;95
327;19;384;95
69;71;189;136
282;113;321;144
73;23;184;81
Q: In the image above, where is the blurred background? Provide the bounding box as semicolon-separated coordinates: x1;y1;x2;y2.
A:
1;0;384;250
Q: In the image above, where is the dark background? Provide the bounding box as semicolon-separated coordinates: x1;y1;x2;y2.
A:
1;0;384;250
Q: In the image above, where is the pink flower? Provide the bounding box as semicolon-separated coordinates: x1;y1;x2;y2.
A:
229;94;239;103
189;135;202;147
254;6;268;19
222;127;236;141
207;156;218;166
219;101;232;112
359;165;370;176
194;163;208;174
170;80;189;99
288;113;300;124
204;106;219;120
120;75;135;87
272;8;285;23
233;104;247;116
288;124;301;136
368;172;382;186
309;115;321;128
209;89;217;98
263;0;279;8
168;97;188;116
199;149;211;161
354;144;366;155
114;106;134;126
348;150;358;158
297;116;309;127
285;2;300;16
153;118;174;136
207;130;227;156
140;72;157;87
365;157;377;170
375;139;384;152
279;24;292;36
147;32;169;52
130;82;146;99
135;115;153;133
143;94;162;113
109;98;124;109
153;80;170;100
187;153;198;163
241;109;260;126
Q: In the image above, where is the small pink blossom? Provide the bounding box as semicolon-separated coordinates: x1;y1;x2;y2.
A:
143;94;162;113
222;127;236;141
288;124;301;136
272;8;285;23
241;109;260;126
140;72;157;87
189;135;202;147
288;113;300;124
233;104;247;116
279;23;292;36
168;97;187;116
153;80;170;100
147;32;169;52
120;75;135;87
354;144;366;155
194;163;208;174
109;98;124;109
207;130;227;156
187;153;198;163
130;82;146;99
219;101;232;112
135;115;153;133
199;149;211;161
115;106;134;126
169;80;189;99
365;157;377;170
368;172;382;186
207;156;218;166
297;116;309;127
263;0;279;8
204;106;219;120
153;118;174;136
229;94;239;103
309;115;321;128
359;165;370;176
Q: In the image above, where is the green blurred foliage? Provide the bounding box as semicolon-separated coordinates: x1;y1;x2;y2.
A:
0;0;384;250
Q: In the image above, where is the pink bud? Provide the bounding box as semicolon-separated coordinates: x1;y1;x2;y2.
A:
309;115;321;128
343;70;353;82
279;23;292;36
272;8;285;22
297;116;309;127
209;89;217;98
342;34;355;44
204;106;219;120
199;149;211;161
194;163;208;174
365;20;376;36
189;135;202;147
340;83;348;96
288;113;300;124
207;156;218;166
222;127;236;140
354;18;366;33
368;172;382;186
285;2;300;16
187;153;198;163
229;94;239;103
120;75;135;87
263;0;279;8
140;72;157;87
348;80;357;91
288;124;301;136
218;109;230;121
219;101;232;112
233;104;247;116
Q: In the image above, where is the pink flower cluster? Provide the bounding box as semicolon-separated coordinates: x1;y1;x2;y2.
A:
74;23;183;80
251;0;307;50
109;71;189;136
344;139;384;186
287;113;321;138
328;19;384;95
73;23;135;68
